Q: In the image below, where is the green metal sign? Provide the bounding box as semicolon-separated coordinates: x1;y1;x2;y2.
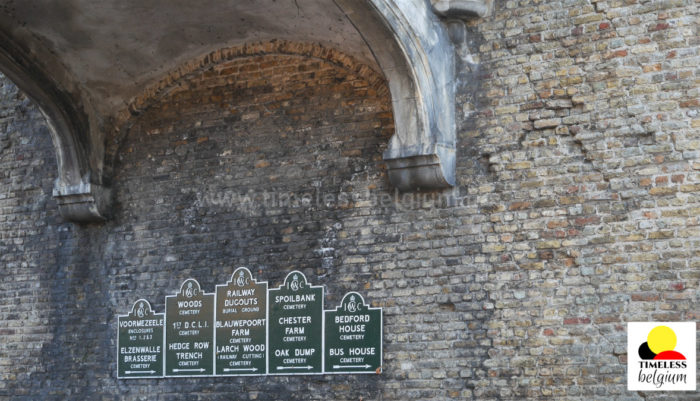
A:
118;268;382;378
268;271;323;374
324;292;382;374
215;267;268;375
165;279;215;376
117;300;164;378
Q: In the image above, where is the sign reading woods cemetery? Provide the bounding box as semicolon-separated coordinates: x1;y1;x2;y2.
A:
117;269;382;378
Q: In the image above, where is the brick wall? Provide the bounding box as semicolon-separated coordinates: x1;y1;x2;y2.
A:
0;73;67;398
0;2;698;399
464;1;699;398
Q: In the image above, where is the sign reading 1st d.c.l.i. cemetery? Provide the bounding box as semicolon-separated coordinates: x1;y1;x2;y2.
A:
117;269;382;378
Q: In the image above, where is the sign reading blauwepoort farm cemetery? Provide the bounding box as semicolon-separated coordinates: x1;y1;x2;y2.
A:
165;279;215;376
117;268;382;378
215;267;268;375
117;300;164;379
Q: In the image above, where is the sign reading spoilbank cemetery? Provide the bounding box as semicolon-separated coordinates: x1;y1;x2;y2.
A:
117;269;382;378
268;272;324;374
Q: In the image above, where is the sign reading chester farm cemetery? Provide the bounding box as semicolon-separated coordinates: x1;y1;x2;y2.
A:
268;271;324;374
117;268;382;378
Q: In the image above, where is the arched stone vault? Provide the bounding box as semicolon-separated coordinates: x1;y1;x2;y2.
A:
0;0;490;222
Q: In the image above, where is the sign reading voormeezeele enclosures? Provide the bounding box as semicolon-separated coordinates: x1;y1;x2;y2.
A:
117;300;164;378
325;292;382;374
268;271;324;374
215;267;267;375
117;269;382;378
165;279;215;376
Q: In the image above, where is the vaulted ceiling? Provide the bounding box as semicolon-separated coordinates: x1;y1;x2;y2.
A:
0;0;379;118
0;0;488;222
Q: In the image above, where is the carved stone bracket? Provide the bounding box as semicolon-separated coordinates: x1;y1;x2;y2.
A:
53;177;111;223
431;0;492;19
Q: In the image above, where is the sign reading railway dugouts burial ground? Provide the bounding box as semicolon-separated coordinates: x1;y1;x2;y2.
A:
325;292;382;374
215;267;268;375
117;267;382;378
268;271;324;374
165;279;215;376
117;300;164;378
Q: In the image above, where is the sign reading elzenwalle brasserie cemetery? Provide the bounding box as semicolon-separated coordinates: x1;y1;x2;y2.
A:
117;269;382;378
117;300;164;378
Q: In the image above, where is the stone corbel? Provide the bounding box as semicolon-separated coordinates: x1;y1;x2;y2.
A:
0;30;111;223
52;175;111;223
431;0;492;19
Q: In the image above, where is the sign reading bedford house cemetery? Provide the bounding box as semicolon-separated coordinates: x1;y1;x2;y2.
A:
325;292;382;374
117;268;381;378
117;300;164;378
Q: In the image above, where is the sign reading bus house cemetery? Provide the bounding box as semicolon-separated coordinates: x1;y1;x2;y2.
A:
325;292;382;374
117;300;164;378
117;269;381;378
215;267;267;375
165;279;215;376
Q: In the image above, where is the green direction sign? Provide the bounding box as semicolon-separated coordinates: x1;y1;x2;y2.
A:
118;268;382;378
117;299;164;378
215;267;268;375
268;271;324;374
165;279;214;376
324;292;382;374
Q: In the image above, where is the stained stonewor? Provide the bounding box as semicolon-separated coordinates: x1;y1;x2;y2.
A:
1;0;699;399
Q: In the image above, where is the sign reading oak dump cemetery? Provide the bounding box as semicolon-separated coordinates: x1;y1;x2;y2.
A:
117;269;382;378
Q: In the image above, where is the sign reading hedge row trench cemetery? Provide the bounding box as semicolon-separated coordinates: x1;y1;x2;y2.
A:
117;269;382;378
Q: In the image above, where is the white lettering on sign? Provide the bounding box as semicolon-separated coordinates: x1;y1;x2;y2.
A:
275;294;315;303
177;300;202;308
349;347;375;356
334;315;370;324
278;316;311;325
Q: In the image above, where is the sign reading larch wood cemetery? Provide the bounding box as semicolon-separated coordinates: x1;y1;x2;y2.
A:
117;269;382;378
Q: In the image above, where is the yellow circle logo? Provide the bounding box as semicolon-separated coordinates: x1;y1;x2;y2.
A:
647;326;677;354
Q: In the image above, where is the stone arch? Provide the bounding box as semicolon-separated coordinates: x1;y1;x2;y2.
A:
0;31;109;223
0;0;474;222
